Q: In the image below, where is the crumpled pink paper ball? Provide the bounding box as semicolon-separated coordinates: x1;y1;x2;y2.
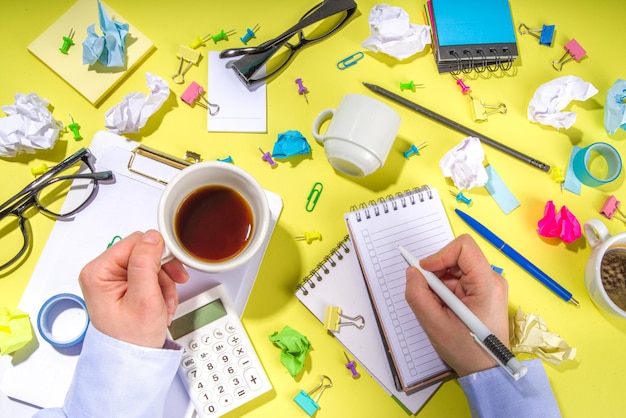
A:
537;201;581;244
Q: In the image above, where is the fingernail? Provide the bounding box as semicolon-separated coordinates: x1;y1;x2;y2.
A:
143;230;161;244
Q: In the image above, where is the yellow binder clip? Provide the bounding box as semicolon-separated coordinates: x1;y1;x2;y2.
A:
470;97;507;121
324;306;365;332
172;45;201;84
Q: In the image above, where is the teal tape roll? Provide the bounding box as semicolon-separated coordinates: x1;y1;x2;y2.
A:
572;142;622;187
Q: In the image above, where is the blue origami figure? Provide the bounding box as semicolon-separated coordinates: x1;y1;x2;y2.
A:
82;1;129;67
604;79;626;134
271;130;311;159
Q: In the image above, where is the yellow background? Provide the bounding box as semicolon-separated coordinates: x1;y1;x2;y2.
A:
1;0;626;416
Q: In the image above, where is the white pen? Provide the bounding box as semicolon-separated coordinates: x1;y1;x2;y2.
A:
398;245;528;381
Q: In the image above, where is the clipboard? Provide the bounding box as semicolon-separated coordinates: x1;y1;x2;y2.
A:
0;131;283;414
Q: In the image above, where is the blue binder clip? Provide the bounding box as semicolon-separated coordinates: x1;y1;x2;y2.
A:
294;375;333;416
518;23;555;47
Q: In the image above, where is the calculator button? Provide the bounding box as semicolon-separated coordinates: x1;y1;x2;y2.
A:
198;350;211;361
189;340;200;350
234;387;248;399
224;365;236;376
182;357;196;369
213;342;226;354
217;353;231;365
244;368;263;391
187;368;200;381
201;334;212;345
213;328;225;339
214;383;228;397
204;361;217;373
208;372;222;383
233;345;247;357
227;334;241;346
192;380;208;392
225;322;237;333
203;403;218;416
229;376;243;388
218;394;234;407
238;356;252;369
198;391;212;403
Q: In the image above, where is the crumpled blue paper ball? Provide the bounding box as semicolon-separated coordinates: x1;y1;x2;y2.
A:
82;1;129;67
604;78;626;134
271;130;311;159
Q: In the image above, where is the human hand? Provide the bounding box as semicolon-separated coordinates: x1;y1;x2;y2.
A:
79;230;189;348
404;234;509;377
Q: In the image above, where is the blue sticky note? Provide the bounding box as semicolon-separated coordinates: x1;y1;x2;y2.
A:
563;146;582;195
271;130;311;159
484;164;520;214
82;1;129;67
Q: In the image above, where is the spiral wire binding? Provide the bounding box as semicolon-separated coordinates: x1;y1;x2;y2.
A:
449;48;513;75
297;236;351;296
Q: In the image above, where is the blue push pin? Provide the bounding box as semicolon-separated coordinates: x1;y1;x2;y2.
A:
217;155;234;163
449;190;472;206
491;265;505;275
240;24;260;44
294;376;333;417
403;142;427;159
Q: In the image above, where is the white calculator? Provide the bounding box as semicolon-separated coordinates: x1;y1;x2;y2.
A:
168;284;272;417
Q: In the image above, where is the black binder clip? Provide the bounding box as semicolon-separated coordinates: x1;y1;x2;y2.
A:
518;23;555;47
552;39;586;71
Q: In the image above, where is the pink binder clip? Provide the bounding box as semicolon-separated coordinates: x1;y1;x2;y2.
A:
552;39;586;71
600;195;626;224
181;82;219;115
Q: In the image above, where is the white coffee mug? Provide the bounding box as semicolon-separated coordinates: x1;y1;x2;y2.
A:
583;218;626;319
311;94;401;177
157;162;270;273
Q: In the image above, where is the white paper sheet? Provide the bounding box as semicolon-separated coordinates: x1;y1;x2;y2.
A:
207;52;267;133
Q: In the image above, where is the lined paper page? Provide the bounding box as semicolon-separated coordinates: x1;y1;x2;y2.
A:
344;187;455;390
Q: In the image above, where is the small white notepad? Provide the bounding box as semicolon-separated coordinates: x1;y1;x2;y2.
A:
344;186;455;392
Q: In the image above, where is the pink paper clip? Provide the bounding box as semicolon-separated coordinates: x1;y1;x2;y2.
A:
181;82;219;115
552;39;586;71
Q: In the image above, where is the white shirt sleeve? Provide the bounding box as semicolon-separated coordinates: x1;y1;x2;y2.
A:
33;324;182;418
458;358;561;418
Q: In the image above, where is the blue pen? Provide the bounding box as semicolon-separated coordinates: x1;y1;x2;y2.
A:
455;209;579;307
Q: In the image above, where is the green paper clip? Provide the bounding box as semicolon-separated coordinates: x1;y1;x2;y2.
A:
306;182;323;212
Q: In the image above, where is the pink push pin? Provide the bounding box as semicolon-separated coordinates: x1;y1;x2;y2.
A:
181;82;219;115
456;78;471;94
295;78;309;104
258;147;277;168
552;39;586;71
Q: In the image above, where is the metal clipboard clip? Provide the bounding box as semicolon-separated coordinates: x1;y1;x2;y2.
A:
127;145;193;185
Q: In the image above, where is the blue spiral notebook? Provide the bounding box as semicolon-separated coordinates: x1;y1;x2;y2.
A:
427;0;518;73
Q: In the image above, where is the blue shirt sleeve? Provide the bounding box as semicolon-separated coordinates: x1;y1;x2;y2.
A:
33;324;182;418
458;359;561;418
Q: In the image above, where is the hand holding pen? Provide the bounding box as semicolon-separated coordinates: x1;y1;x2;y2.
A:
401;235;526;379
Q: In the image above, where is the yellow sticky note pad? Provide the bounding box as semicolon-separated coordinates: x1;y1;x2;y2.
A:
0;307;33;355
27;0;155;106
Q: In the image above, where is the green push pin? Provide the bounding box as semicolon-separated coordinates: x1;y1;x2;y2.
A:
68;114;83;141
212;29;236;43
399;80;423;92
59;29;75;54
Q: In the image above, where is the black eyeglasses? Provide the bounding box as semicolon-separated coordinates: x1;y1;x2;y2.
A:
0;148;113;271
219;0;357;86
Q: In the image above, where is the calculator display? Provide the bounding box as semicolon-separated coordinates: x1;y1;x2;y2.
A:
168;299;227;339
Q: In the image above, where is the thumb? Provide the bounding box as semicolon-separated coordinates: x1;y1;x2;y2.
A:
126;230;165;297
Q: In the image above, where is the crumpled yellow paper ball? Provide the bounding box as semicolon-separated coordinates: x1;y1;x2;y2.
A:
0;307;33;355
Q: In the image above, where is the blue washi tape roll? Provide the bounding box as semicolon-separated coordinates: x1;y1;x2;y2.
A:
37;293;90;348
572;142;622;187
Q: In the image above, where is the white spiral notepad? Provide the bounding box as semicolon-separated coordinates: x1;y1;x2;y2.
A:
344;186;455;392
